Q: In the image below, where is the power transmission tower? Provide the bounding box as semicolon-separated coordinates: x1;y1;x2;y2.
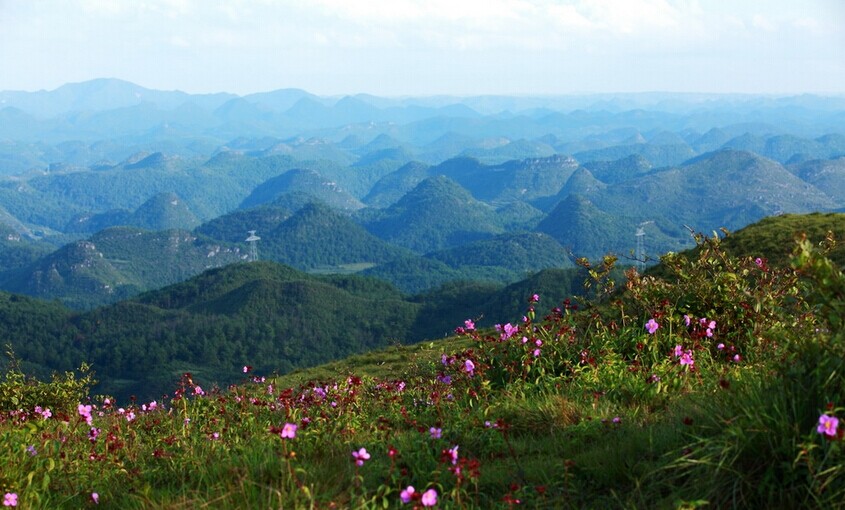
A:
246;230;260;262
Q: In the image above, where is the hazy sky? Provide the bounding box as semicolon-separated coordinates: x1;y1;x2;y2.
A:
1;0;843;96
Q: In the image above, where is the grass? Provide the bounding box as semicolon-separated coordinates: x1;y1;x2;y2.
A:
0;232;843;508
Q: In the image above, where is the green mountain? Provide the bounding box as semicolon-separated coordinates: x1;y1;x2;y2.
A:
240;168;364;211
428;232;573;272
362;161;431;208
0;224;54;272
194;205;291;243
537;194;640;260
361;175;503;253
0;227;243;308
496;201;545;230
256;202;413;270
791;157;845;203
432;154;580;204
128;191;201;231
582;154;654;184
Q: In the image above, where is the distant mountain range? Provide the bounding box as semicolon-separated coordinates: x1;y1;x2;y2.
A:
0;79;843;308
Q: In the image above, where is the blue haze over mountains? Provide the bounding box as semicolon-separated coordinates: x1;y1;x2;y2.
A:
0;78;844;309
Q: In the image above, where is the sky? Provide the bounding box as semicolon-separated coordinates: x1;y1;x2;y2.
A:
0;0;843;96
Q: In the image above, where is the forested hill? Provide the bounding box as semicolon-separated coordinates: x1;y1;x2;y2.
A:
0;261;592;399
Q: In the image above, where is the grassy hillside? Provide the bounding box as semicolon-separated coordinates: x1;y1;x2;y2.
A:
1;217;843;508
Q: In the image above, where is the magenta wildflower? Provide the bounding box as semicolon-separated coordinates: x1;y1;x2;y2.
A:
464;319;475;331
717;343;725;350
352;447;371;466
500;322;518;340
26;445;37;456
400;486;416;504
818;414;839;437
78;404;93;425
2;493;17;507
533;348;541;357
673;345;683;358
91;493;99;505
645;319;659;334
531;294;539;302
193;385;204;396
679;351;694;367
755;257;763;268
429;427;442;439
464;359;475;376
683;314;691;327
421;489;438;507
447;445;459;464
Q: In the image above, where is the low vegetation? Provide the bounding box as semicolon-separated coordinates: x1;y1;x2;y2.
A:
1;226;843;508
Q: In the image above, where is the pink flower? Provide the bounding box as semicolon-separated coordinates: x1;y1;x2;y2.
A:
91;493;99;505
673;345;683;358
683;314;691;327
429;427;442;439
500;323;518;340
464;359;475;376
421;489;438;507
645;319;659;334
680;351;694;367
533;348;541;357
446;445;459;464
78;404;93;425
531;294;539;302
281;422;297;439
463;319;475;331
400;486;416;504
193;385;204;396
818;414;839;437
3;493;17;507
352;447;371;466
755;257;763;268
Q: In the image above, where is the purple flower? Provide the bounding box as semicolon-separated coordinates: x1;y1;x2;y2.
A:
3;493;17;507
429;427;442;439
501;322;518;340
352;447;371;466
673;345;683;358
78;404;93;425
645;319;659;334
683;314;691;327
755;257;763;268
612;416;621;424
533;348;541;357
26;445;37;456
400;486;416;504
818;414;839;437
531;294;539;302
680;351;694;367
464;359;475;376
421;489;438;507
463;319;475;331
91;493;99;505
280;422;297;439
